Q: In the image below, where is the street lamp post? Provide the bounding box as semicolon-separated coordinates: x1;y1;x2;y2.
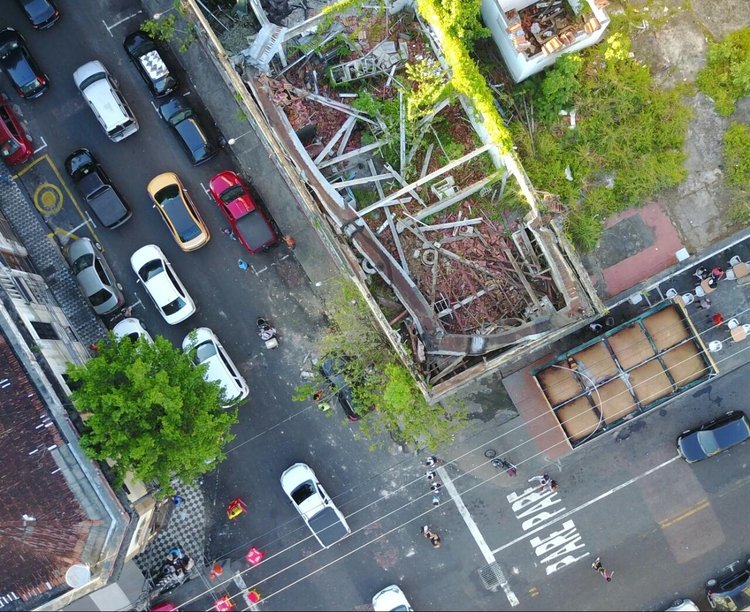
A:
227;130;254;146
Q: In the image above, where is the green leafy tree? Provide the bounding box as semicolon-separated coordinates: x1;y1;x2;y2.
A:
67;334;237;495
140;1;196;53
697;27;750;116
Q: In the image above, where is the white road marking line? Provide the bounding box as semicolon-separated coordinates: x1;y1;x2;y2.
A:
150;100;159;114
492;455;681;555
32;137;47;154
439;467;520;607
232;571;260;611
103;11;142;36
201;182;211;198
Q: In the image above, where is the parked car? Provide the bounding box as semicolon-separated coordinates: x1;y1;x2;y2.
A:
280;463;351;549
677;410;750;463
182;328;249;407
123;30;178;98
208;171;277;254
707;560;750;611
73;60;138;142
319;355;363;421
65;149;132;229
131;244;195;325
16;0;60;29
0;29;48;99
65;238;124;316
372;585;413;612
147;172;210;252
113;318;153;344
665;599;699;612
0;93;33;165
159;96;217;165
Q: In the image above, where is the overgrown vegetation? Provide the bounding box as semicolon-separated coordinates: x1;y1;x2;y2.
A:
723;122;750;223
294;280;465;451
697;27;750;117
510;34;691;250
141;1;196;53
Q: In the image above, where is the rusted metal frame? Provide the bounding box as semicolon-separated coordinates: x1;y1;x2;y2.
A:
383;163;426;207
337;116;357;157
359;144;494;216
413;174;497;222
437;283;500;320
287;86;382;126
457;269;494;330
428;355;466;384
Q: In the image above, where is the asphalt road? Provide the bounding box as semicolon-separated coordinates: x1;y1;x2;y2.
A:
6;3;750;612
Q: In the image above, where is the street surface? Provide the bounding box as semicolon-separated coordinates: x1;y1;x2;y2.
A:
3;2;750;611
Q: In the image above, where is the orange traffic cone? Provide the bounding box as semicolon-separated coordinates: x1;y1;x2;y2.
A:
209;563;224;580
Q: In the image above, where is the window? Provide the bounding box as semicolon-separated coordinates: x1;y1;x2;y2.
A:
31;321;58;340
0;250;34;273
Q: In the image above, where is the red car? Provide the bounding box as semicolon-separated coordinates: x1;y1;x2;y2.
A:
208;171;278;254
0;93;33;165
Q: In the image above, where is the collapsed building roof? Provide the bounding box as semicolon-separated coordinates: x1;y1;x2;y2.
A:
225;0;603;398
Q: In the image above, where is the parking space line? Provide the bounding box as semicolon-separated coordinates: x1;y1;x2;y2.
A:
33;137;47;154
102;11;142;37
16;154;101;246
439;467;519;607
150;100;160;115
200;182;211;198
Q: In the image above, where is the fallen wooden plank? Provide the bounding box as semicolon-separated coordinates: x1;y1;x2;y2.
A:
317;141;385;169
333;173;394;189
414;175;497;222
314;115;356;165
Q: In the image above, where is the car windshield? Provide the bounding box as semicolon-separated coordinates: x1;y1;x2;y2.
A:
1;139;20;157
78;72;105;91
697;430;720;455
88;288;112;307
163;297;186;316
168;109;192;125
137;259;164;283
71;254;94;274
0;39;19;58
19;77;42;96
193;340;217;364
291;482;315;505
219;185;245;204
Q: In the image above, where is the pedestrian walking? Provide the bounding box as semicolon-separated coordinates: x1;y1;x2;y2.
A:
592;557;613;581
711;267;725;282
430;482;442;492
422;526;441;548
432;493;441;507
542;480;558;492
696;297;712;310
238;258;249;271
222;227;238;241
713;312;725;326
528;474;550;486
426;470;436;482
425;455;438;468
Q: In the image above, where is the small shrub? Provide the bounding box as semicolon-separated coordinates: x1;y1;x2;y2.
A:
723;122;750;222
697;27;750;116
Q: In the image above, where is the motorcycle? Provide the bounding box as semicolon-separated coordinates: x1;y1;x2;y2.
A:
484;449;517;477
257;317;279;349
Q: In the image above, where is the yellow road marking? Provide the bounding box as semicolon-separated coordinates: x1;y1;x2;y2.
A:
15;154;100;245
33;182;63;213
659;499;710;529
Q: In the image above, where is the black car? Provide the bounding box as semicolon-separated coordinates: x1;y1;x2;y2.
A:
65;149;132;230
159;96;217;166
16;0;60;29
707;561;750;611
677;410;750;463
0;29;48;99
319;355;362;421
123;30;179;98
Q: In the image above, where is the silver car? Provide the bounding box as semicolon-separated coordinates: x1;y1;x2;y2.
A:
65;238;123;315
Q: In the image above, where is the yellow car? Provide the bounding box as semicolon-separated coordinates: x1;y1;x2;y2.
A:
147;172;210;251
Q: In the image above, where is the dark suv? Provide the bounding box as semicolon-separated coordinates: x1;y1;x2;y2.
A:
707;561;750;611
123;31;179;98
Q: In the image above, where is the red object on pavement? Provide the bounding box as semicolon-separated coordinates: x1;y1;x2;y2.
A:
226;498;247;520
150;603;178;612
246;547;266;565
214;595;234;611
248;590;261;604
713;313;724;326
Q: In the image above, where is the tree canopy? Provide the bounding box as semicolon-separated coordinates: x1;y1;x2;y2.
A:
67;333;237;494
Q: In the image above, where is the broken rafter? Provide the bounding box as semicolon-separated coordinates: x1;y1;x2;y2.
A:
420;218;483;232
288;86;381;127
420;144;434;179
337;117;357;157
502;246;542;308
399;90;406;177
314;115;357;165
436;284;500;319
334;173;394;189
359;144;494;216
414;174;498;222
317;141;385;169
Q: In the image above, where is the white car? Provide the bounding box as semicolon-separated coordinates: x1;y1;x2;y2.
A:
130;244;195;325
372;585;413;612
280;463;351;549
182;327;249;407
113;318;153;344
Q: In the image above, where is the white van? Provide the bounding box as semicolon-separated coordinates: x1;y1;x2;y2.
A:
73;61;139;142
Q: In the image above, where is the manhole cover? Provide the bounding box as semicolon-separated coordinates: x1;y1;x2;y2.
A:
478;561;505;592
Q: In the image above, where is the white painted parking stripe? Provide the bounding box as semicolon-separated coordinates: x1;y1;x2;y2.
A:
103;11;143;37
439;467;519;607
32;137;47;154
492;455;680;555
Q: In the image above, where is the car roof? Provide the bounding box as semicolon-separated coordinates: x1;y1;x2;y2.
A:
309;507;349;547
184;328;245;403
373;585;410;612
113;318;152;343
281;463;316;494
710;413;750;447
66;237;94;261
